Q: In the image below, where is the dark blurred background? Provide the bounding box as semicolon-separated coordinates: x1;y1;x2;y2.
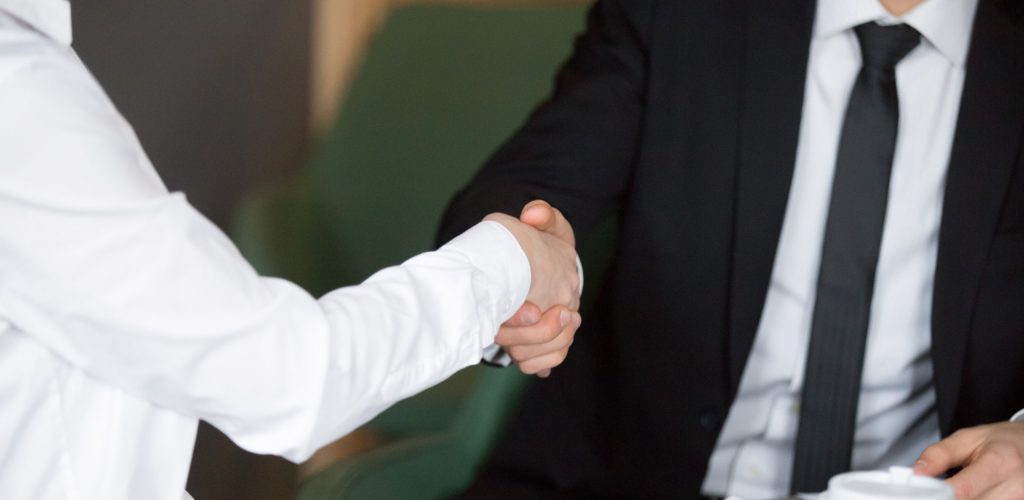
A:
73;1;310;498
73;0;311;226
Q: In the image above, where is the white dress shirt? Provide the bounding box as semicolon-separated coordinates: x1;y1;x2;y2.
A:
702;0;978;497
0;3;534;499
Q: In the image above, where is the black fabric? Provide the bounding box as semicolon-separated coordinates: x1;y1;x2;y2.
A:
790;22;920;494
437;0;1024;497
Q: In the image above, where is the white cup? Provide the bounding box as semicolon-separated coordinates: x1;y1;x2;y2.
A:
820;467;954;500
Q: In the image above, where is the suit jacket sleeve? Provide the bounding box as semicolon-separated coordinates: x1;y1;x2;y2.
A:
438;0;654;245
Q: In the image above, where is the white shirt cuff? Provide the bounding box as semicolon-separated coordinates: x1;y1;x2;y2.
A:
1011;408;1024;423
440;220;531;342
575;254;584;297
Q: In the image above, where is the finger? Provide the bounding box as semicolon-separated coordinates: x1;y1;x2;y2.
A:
496;306;572;346
946;446;1008;500
519;200;555;229
509;313;580;377
520;200;575;247
516;348;570;376
915;427;988;477
504;317;578;361
504;302;543;327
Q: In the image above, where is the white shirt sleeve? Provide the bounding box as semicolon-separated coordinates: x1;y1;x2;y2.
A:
0;35;530;462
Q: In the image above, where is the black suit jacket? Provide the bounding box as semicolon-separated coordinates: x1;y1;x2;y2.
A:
438;0;1024;497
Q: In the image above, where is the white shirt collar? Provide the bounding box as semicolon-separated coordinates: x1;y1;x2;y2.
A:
814;0;978;67
0;0;72;45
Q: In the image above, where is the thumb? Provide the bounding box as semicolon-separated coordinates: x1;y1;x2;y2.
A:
520;200;555;229
505;302;543;327
520;200;575;247
913;428;986;477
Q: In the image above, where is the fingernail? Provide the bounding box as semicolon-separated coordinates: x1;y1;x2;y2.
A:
560;310;571;327
522;309;540;324
912;460;927;472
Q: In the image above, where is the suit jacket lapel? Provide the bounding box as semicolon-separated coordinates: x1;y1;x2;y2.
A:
728;0;816;397
931;0;1024;435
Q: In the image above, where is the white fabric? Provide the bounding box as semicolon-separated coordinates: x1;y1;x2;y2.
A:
0;0;68;45
702;0;977;497
0;7;533;500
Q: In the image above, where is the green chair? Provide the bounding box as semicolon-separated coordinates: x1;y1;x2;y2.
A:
231;3;589;498
307;1;588;441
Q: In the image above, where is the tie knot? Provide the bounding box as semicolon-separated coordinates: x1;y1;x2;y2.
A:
854;22;921;71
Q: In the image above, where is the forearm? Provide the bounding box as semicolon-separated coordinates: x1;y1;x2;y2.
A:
1;183;529;461
299;221;529;458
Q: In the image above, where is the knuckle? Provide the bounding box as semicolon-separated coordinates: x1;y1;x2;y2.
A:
505;346;525;361
922;443;947;461
994;443;1024;470
952;428;979;442
517;361;540;375
539;357;563;372
564;325;578;342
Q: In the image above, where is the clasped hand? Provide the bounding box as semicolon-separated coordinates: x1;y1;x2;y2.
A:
484;200;582;378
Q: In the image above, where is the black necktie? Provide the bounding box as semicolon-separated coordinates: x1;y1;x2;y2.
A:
790;22;920;494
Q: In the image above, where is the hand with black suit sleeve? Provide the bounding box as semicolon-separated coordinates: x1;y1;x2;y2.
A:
913;419;1024;499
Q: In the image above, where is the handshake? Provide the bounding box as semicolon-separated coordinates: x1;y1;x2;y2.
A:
485;200;583;378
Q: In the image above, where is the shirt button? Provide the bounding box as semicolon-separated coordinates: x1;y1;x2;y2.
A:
700;408;722;430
